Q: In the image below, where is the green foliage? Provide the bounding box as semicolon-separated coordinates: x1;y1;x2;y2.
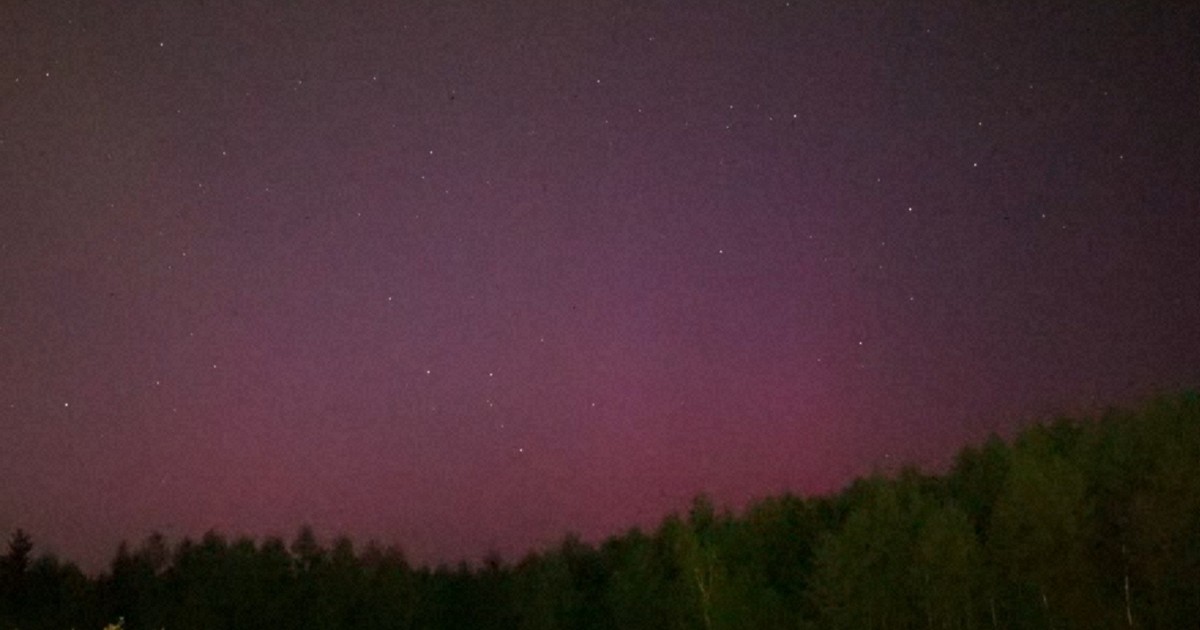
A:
988;436;1101;626
809;475;983;629
1;391;1197;628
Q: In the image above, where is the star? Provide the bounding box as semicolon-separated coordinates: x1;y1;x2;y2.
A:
3;0;1193;583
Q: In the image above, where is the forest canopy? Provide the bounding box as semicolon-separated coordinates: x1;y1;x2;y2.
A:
2;391;1198;629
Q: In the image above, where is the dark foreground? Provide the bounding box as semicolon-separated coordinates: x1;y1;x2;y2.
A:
2;392;1198;629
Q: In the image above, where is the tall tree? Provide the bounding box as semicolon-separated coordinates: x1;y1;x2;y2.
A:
1078;406;1149;628
3;529;32;576
988;436;1108;627
103;540;166;628
738;493;828;626
649;514;707;629
1128;393;1200;627
359;542;417;630
1;529;34;626
810;477;924;629
512;550;575;630
912;502;982;628
603;528;672;630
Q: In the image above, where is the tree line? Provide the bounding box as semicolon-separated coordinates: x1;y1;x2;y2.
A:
2;391;1197;628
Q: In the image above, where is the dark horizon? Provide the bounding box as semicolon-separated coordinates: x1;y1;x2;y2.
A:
7;385;1197;579
4;392;1199;628
3;2;1198;575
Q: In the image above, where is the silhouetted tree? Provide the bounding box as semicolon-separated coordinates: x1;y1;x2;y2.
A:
102;539;165;628
3;529;32;576
912;502;981;628
359;541;417;630
810;477;919;629
0;392;1195;628
988;432;1107;626
30;554;99;629
737;494;822;625
603;528;675;629
1;529;35;624
1127;394;1200;626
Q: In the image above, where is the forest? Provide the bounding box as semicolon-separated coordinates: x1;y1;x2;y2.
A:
1;391;1197;629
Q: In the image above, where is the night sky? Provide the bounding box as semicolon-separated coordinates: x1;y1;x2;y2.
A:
2;2;1198;572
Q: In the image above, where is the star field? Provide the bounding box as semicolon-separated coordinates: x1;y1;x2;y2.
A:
1;2;1198;571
